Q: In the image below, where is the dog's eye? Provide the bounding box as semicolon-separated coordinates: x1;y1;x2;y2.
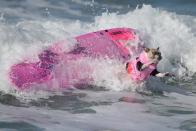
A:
155;52;161;55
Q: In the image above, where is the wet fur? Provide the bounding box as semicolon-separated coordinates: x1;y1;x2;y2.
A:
144;47;162;61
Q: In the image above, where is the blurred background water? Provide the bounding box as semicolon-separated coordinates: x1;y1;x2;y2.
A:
0;0;196;131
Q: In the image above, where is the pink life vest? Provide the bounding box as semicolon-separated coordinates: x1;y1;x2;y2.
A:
127;51;157;82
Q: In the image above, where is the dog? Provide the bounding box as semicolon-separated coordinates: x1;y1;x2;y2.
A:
126;47;173;82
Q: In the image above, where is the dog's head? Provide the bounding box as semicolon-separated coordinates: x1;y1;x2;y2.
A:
144;47;162;61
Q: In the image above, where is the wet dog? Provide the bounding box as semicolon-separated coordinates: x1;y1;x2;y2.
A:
126;47;173;82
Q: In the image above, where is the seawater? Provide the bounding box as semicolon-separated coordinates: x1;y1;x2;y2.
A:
0;0;196;131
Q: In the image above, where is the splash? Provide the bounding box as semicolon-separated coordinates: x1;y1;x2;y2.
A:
92;5;196;76
0;5;196;96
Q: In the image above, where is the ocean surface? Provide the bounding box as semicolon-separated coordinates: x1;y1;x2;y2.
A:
0;0;196;131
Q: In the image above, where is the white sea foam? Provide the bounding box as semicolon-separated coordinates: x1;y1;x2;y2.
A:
0;4;196;131
0;5;196;94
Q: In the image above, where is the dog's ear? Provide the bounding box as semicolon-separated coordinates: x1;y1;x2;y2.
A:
157;47;160;51
144;48;150;52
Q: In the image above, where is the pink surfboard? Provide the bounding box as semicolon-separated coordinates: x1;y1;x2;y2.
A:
9;28;141;90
